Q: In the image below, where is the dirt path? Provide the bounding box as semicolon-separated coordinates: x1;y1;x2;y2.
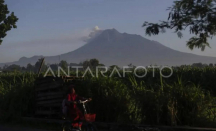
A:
0;125;50;131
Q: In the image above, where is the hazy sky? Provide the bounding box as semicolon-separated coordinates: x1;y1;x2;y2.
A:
1;0;216;63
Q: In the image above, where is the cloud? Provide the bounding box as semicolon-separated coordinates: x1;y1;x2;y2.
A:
81;26;103;42
93;26;100;31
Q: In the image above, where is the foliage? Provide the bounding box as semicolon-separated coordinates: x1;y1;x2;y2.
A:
26;63;35;72
59;60;68;71
80;58;102;70
0;73;36;121
73;67;216;127
2;64;21;72
143;0;216;51
34;58;47;73
0;67;216;127
0;0;18;44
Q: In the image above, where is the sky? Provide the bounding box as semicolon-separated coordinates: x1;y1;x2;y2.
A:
1;0;216;63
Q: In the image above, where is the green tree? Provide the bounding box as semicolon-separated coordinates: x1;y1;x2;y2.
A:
26;63;34;72
82;60;91;70
21;66;26;71
192;62;203;68
81;59;101;70
209;63;214;67
59;60;68;70
0;0;18;44
89;58;99;69
3;64;21;72
35;58;46;73
49;63;58;71
143;0;216;51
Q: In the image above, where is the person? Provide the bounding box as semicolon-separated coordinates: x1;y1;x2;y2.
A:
66;85;91;130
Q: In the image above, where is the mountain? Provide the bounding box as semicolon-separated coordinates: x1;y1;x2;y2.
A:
1;28;216;67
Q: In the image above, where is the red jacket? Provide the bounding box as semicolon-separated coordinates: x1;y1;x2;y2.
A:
67;93;85;127
67;93;85;110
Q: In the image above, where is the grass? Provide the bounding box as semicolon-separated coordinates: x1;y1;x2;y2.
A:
0;67;216;127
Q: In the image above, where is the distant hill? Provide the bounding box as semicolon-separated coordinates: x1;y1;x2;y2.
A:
1;29;216;67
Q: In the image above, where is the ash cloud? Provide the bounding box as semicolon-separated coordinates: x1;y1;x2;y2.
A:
82;26;103;42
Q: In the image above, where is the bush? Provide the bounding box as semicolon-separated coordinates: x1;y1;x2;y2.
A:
0;73;36;121
0;68;216;127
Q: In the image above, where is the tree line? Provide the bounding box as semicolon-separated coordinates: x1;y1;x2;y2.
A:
0;58;105;73
1;58;216;73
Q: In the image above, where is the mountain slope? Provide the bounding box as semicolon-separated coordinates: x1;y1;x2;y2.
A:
1;29;216;67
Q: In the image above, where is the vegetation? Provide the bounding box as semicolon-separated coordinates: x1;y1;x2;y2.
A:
0;66;216;127
0;0;18;44
0;73;36;121
76;76;216;126
143;0;216;51
2;57;216;73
